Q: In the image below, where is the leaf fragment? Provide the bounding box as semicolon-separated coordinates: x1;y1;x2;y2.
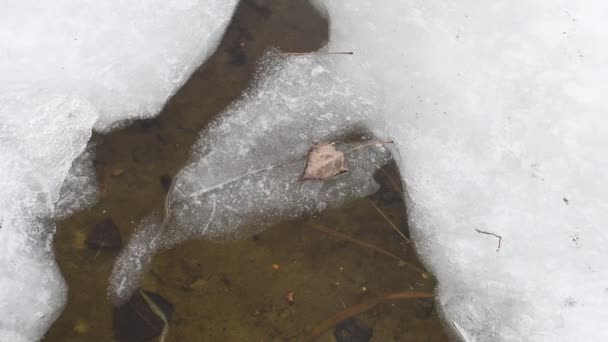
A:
300;143;349;181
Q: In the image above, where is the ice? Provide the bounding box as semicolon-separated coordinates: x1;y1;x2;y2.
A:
2;0;239;131
110;52;393;303
115;0;608;339
55;143;98;220
304;1;607;340
0;90;97;341
0;0;237;340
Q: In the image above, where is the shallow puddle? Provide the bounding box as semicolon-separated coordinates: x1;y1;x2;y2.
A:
45;1;449;341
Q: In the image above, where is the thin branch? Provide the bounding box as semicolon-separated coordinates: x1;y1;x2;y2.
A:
282;51;354;56
345;140;393;154
139;290;169;342
306;290;434;340
309;223;427;275
475;228;502;251
369;200;411;243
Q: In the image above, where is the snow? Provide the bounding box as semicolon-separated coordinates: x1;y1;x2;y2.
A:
109;52;393;304
310;1;608;340
0;0;237;340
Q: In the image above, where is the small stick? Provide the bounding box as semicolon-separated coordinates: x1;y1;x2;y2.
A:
345;140;393;154
368;200;411;243
475;228;502;251
307;290;433;340
310;223;427;275
139;290;169;342
151;175;178;246
282;51;354;55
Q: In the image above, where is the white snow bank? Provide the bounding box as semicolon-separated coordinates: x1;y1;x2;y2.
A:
312;1;608;340
109;52;393;303
0;1;237;340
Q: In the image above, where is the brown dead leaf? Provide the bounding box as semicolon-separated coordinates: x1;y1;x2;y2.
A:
300;143;349;181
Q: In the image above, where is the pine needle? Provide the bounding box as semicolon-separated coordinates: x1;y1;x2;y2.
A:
306;290;434;340
368;200;410;243
309;223;427;274
139;290;169;342
282;51;354;55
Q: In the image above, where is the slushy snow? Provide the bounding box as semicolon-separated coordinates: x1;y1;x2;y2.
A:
0;1;237;340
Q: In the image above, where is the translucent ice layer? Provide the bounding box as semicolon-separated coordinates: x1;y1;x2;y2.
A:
110;52;393;303
0;0;237;339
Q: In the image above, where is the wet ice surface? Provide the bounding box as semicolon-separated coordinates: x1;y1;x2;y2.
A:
55;144;98;220
0;0;238;340
0;90;97;341
110;52;393;303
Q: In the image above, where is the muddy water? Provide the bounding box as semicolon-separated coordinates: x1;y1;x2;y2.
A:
45;1;449;341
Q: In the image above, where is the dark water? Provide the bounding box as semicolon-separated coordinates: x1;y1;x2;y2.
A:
45;1;449;341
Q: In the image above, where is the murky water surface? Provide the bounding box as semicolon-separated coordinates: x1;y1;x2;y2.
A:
45;1;449;341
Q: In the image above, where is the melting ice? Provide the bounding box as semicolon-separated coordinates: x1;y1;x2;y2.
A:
109;52;393;303
0;0;237;340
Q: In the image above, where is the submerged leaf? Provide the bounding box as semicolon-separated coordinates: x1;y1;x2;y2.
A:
300;143;349;181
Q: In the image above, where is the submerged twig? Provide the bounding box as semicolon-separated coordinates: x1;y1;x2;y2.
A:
139;290;169;342
309;223;427;275
307;290;434;340
151;175;179;246
475;228;502;251
368;200;411;243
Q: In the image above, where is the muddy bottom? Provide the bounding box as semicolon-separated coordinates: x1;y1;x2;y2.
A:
45;1;449;341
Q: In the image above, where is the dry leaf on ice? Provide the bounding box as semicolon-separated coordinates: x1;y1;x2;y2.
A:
300;143;349;181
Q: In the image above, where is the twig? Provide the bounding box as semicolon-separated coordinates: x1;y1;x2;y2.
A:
309;223;427;275
345;140;393;154
306;290;433;340
282;51;354;55
368;200;410;243
139;290;169;342
475;228;502;251
151;175;179;246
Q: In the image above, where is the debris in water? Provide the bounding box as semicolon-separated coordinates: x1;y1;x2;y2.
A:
300;143;349;181
111;168;125;177
286;291;295;305
333;318;373;342
112;290;173;342
86;218;122;249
